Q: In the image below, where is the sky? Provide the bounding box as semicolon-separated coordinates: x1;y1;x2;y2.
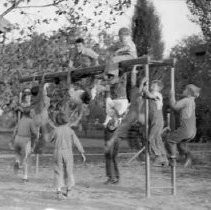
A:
1;0;202;56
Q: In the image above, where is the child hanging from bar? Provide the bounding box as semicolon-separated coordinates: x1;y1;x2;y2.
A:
104;66;146;184
50;112;86;200
103;73;129;128
13;107;38;182
142;80;168;166
64;68;91;129
30;74;51;145
167;84;200;167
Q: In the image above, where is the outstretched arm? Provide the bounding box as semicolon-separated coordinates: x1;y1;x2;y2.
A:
68;106;84;128
71;129;85;154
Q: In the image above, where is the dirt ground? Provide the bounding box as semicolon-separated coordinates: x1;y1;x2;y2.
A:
0;133;211;210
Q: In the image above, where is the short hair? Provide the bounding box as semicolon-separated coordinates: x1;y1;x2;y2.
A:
186;84;200;98
54;77;60;85
118;27;131;36
151;80;164;90
31;85;40;96
80;90;91;104
56;112;68;126
75;38;84;44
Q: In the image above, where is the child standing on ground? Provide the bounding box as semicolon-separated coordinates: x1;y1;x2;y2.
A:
167;84;200;167
51;112;86;199
143;80;168;166
13;108;38;182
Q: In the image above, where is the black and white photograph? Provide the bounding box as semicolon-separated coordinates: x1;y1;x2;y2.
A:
0;0;210;209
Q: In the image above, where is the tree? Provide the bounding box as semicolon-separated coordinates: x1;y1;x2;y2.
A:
170;35;211;141
0;0;132;40
187;0;211;40
132;0;164;59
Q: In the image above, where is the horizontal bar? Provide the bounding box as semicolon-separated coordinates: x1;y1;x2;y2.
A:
150;58;176;67
18;57;176;83
151;187;173;189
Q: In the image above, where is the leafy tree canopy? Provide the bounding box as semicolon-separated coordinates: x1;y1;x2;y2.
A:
132;0;164;59
187;0;211;40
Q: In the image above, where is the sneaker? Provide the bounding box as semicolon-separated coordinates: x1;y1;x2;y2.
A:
110;178;119;184
104;178;111;185
57;191;66;200
22;178;29;183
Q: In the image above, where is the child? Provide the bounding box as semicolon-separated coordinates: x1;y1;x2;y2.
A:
103;85;121;129
13;108;38;182
20;88;31;108
69;38;99;69
143;80;168;166
105;27;137;82
167;84;200;167
104;66;145;184
102;27;137;127
51;112;86;199
30;75;51;143
64;69;91;128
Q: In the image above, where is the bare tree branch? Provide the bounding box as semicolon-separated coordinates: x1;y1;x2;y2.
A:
16;0;66;9
0;0;24;18
0;0;66;18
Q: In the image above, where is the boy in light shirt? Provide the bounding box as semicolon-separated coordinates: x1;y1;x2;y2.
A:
143;80;168;166
105;27;137;82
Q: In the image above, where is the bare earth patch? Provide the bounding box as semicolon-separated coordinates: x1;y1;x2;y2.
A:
0;155;210;210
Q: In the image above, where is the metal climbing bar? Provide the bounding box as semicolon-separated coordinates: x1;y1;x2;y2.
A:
170;66;177;195
144;57;151;198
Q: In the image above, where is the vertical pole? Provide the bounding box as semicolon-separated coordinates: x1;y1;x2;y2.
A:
36;154;39;176
167;112;170;128
170;67;176;195
18;92;22;122
144;59;150;198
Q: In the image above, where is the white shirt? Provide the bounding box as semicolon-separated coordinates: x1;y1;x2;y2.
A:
152;91;163;110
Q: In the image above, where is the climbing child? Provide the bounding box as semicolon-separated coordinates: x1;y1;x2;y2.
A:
30;74;51;144
143;80;168;166
167;84;200;167
102;27;137;127
104;66;146;184
51;112;86;199
105;27;137;82
103;74;129;128
13;108;38;182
